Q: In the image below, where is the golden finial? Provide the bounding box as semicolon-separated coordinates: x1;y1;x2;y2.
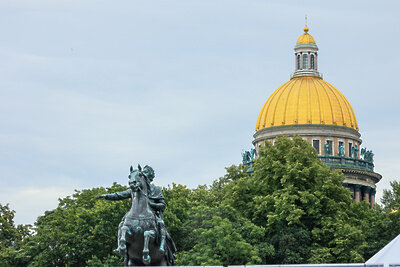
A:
304;15;309;33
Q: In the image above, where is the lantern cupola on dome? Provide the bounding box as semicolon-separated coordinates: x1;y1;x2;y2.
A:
292;19;321;79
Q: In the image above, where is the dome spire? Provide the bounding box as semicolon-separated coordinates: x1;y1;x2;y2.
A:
304;15;309;32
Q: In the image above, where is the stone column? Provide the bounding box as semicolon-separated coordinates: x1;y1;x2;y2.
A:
371;188;376;208
354;185;361;202
363;186;371;203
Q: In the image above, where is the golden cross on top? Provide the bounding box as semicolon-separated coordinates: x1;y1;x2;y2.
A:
305;15;308;27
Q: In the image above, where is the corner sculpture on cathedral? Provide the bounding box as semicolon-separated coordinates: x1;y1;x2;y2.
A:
242;148;257;173
96;164;176;266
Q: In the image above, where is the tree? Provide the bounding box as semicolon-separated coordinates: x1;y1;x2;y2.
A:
0;203;32;267
164;137;374;264
163;175;271;266
24;183;128;266
4;138;397;265
221;136;367;263
348;201;392;261
162;183;192;252
177;215;261;266
380;180;400;250
382;180;400;212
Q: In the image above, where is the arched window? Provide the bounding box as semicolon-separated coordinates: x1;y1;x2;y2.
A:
297;55;301;70
310;54;315;69
303;54;308;69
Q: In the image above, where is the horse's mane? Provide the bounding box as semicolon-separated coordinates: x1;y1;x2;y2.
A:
138;170;152;196
145;177;151;195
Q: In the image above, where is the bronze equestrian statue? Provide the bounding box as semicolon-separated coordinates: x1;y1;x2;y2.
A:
97;165;176;266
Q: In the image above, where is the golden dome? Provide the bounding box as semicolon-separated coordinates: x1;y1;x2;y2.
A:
296;26;316;45
256;76;359;131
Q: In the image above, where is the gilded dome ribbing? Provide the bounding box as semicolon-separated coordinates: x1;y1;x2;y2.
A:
255;76;359;131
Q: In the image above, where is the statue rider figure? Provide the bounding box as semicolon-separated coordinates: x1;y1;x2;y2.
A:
142;165;168;255
97;165;170;256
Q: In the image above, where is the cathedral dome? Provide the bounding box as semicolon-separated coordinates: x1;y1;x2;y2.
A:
255;76;359;131
251;22;381;207
296;26;316;45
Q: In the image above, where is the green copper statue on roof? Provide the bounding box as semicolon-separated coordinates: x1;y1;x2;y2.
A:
361;147;374;163
324;142;331;156
338;143;345;157
352;145;359;159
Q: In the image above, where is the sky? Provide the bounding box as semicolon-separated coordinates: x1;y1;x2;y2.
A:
0;0;399;225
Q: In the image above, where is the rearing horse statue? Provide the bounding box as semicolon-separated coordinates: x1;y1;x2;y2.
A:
97;165;176;266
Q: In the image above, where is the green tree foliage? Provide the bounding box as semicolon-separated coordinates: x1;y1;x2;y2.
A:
219;137;366;263
0;204;30;249
382;180;400;212
24;183;127;266
347;180;400;261
162;183;192;252
166;137;373;264
3;137;400;265
382;181;400;242
86;255;122;266
177;216;261;266
348;202;391;261
163;181;268;266
0;203;32;266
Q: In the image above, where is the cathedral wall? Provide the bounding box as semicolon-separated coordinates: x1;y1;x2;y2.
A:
253;124;361;157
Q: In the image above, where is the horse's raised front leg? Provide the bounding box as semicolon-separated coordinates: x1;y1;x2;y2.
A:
119;225;130;255
142;230;155;265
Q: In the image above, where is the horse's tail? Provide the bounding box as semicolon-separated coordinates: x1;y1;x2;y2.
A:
156;219;162;245
164;232;177;266
124;252;128;266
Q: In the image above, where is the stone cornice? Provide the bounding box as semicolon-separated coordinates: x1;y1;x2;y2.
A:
253;124;361;145
335;167;382;184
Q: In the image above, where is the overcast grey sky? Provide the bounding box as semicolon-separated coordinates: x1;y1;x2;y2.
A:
1;0;399;225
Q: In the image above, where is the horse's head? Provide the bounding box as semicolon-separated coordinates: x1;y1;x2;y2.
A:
128;164;148;192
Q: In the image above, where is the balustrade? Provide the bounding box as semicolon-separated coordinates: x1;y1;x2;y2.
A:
318;155;374;172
